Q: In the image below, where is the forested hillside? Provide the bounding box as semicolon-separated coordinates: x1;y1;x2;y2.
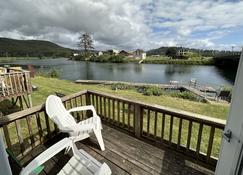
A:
0;37;74;57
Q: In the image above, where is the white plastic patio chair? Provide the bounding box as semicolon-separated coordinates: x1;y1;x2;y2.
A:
20;138;112;175
46;95;105;151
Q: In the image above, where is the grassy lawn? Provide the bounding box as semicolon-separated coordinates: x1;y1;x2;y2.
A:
1;76;229;159
31;77;228;158
31;76;229;119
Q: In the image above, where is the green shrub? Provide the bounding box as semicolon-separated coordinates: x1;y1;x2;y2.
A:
143;88;154;96
109;55;127;63
36;71;48;77
180;91;198;100
137;86;146;93
170;91;198;101
113;83;206;103
221;85;232;92
111;83;132;90
143;57;213;65
86;54;127;63
48;68;61;78
36;68;61;78
151;87;163;96
141;86;164;96
90;54;110;62
200;98;209;103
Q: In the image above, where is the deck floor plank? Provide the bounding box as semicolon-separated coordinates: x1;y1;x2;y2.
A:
12;125;214;175
81;134;160;174
77;143;130;175
84;125;213;175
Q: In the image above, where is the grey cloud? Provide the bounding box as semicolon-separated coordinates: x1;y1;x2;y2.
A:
0;0;242;50
0;0;151;50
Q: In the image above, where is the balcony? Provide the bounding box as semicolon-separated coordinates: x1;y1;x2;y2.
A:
0;90;225;174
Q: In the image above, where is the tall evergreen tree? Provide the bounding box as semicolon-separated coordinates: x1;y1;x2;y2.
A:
78;33;94;56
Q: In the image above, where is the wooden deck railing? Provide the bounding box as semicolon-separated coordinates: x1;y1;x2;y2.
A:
87;90;226;167
0;71;32;100
0;90;226;168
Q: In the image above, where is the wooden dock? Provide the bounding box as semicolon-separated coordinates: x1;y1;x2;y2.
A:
181;85;217;102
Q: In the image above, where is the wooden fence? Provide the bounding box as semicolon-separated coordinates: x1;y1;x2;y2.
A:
0;90;226;168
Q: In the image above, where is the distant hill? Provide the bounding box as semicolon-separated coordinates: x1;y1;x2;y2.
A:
146;47;168;56
146;46;241;57
0;37;75;57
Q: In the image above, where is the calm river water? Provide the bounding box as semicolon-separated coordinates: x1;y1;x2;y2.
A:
0;58;236;87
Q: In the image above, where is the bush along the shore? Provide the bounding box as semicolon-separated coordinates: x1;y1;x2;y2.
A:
143;58;214;65
72;52;215;65
73;54;129;63
142;87;203;102
138;86;164;96
36;68;61;78
221;85;232;92
170;91;198;101
112;85;205;103
111;83;133;90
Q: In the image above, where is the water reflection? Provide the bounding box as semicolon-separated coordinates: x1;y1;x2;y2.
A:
134;64;143;73
0;58;235;86
164;65;193;75
215;67;237;85
85;62;93;80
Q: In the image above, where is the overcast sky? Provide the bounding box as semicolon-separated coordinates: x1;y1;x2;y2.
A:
0;0;243;51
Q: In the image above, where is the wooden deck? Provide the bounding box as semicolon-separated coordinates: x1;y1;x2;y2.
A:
12;125;214;175
1;90;224;175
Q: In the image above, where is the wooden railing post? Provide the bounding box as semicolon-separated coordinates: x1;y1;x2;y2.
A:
134;104;142;138
85;92;92;118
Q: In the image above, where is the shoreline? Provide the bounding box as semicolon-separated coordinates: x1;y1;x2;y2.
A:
0;56;55;63
71;56;215;65
1;56;238;67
